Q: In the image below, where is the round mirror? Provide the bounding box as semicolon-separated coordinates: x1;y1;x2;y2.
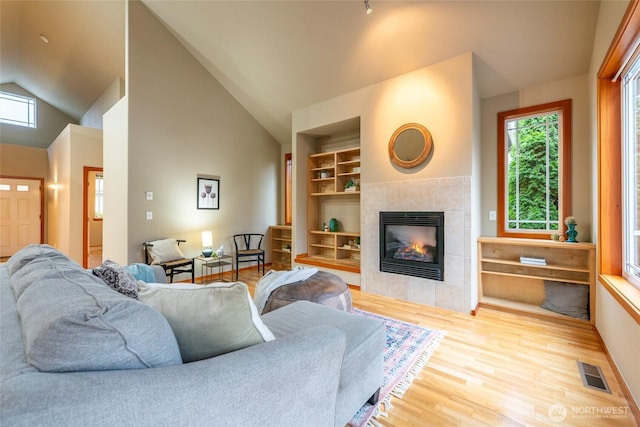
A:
388;123;433;169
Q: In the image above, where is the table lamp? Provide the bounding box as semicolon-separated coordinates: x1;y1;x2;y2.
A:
201;231;213;257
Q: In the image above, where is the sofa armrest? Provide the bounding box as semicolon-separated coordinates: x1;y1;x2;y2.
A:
151;265;166;283
1;325;345;427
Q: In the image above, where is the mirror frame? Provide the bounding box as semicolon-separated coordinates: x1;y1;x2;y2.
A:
388;123;433;169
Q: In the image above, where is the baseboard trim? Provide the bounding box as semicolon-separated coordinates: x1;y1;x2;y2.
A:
593;326;640;424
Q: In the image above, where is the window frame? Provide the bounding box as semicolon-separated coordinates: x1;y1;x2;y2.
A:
497;99;572;239
0;90;36;128
621;38;640;290
597;0;640;324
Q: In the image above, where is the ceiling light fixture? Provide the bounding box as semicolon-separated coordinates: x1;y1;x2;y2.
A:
364;0;372;15
39;34;49;44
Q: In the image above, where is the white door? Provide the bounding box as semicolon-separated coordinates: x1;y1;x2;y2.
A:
0;178;42;257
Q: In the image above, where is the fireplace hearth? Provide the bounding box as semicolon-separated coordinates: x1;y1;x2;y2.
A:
379;211;444;280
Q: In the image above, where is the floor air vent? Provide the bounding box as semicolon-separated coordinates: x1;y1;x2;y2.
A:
577;361;611;393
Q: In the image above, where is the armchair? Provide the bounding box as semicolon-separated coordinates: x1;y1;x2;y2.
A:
143;239;194;283
233;233;265;280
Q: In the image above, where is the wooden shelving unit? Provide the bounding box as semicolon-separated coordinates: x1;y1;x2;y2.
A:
477;237;596;325
302;147;361;272
269;225;292;270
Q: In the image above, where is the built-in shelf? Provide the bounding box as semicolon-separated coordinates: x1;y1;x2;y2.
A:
304;145;360;273
269;225;292;270
477;237;596;325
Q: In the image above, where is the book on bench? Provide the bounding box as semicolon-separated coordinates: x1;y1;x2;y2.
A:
520;256;546;266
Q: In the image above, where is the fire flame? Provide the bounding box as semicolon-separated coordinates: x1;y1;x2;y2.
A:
400;242;426;254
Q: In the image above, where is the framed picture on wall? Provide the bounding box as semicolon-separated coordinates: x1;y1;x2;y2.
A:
197;177;219;210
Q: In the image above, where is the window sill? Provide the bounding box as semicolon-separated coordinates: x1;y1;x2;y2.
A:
599;274;640;325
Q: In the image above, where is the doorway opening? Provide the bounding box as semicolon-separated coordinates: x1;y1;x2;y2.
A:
0;176;44;260
83;167;103;268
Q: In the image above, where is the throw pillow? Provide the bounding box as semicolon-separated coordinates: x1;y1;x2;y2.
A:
147;239;185;264
17;268;182;372
138;281;275;362
541;280;590;320
93;260;139;299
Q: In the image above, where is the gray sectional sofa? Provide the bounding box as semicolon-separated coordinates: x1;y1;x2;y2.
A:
1;245;384;426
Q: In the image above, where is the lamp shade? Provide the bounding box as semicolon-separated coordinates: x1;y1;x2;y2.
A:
201;231;213;248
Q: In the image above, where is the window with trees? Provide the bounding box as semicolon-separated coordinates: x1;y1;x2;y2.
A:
622;54;640;288
497;99;572;239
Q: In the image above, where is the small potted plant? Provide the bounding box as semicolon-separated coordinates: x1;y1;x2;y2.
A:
344;178;357;192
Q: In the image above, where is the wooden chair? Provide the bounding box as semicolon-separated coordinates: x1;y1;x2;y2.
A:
143;239;194;283
233;233;265;280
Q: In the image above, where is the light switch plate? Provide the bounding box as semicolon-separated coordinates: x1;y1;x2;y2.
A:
489;211;496;221
146;191;153;201
146;211;153;220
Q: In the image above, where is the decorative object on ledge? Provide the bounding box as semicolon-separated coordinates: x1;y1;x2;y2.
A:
388;123;433;169
329;218;338;232
197;176;220;210
564;216;578;243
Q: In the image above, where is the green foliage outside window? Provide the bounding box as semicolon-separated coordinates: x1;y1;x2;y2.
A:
506;113;560;231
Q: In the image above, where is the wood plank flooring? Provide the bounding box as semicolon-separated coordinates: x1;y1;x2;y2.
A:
228;268;638;426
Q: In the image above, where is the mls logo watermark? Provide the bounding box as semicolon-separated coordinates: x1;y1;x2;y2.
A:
548;403;567;422
549;402;631;422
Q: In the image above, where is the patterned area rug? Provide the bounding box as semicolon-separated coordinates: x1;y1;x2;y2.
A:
348;308;445;427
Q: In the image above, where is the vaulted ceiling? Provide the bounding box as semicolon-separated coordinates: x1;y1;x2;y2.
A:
0;0;601;146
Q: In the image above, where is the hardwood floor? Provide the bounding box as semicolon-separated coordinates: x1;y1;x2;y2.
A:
232;268;637;426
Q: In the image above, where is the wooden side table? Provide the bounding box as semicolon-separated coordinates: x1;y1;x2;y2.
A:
195;255;234;283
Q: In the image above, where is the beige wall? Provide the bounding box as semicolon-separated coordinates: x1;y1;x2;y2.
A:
0;83;77;149
118;1;280;270
80;78;125;130
588;0;640;409
480;75;591;240
0;143;48;178
47;124;102;264
293;53;480;311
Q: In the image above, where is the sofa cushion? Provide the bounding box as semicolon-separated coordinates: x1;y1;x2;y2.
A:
16;268;182;372
263;300;385;391
147;238;185;264
11;252;83;299
93;260;139;299
6;244;72;276
138;281;275;362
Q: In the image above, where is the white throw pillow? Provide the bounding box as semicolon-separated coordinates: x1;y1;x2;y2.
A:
147;239;185;264
138;281;275;362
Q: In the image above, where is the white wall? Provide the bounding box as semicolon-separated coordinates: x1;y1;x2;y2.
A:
102;97;129;265
588;0;640;409
121;1;280;273
47;124;103;264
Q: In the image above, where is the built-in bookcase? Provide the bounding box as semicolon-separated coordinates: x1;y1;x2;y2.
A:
477;237;596;325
